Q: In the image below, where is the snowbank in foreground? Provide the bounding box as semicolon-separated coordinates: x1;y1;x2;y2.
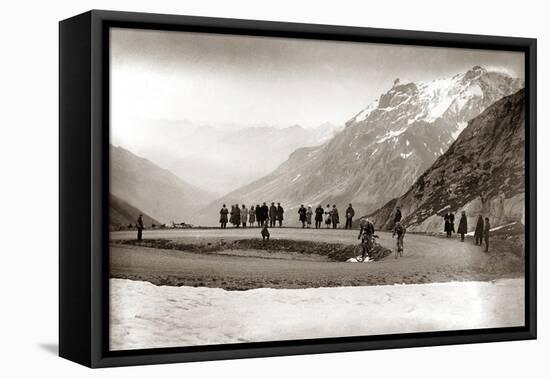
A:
110;278;524;351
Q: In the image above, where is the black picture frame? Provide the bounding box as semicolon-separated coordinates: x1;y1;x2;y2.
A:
59;9;537;368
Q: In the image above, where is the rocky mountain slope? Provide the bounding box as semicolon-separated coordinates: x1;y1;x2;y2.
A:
109;194;159;230
110;145;214;225
206;67;522;223
368;88;525;233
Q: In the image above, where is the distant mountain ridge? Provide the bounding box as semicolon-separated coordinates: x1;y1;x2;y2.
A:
109;194;159;230
368;88;525;233
166;122;341;194
204;66;522;222
110;145;214;225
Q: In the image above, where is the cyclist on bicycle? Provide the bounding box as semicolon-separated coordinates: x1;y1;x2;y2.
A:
358;217;375;261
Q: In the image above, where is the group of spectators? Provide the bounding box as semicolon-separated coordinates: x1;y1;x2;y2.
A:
220;203;358;230
219;202;284;229
443;210;491;252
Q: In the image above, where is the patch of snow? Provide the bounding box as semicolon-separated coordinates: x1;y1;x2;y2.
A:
354;99;379;122
438;205;451;213
406;139;410;146
291;173;301;182
400;151;413;159
376;127;408;143
109;278;525;350
451;121;469;140
346;257;372;263
491;222;517;232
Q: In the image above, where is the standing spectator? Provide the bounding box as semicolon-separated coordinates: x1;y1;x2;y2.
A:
241;204;248;228
230;205;236;226
484;217;491;252
269;202;277;227
276;202;285;227
249;205;256;227
255;204;262;227
306;206;313;228
331;205;340;229
444;211;454;237
325;204;332;228
345;203;355;229
234;204;241;228
136;214;144;241
315;205;324;229
260;202;269;226
298;204;307;228
474;215;484;245
219;204;229;229
392;221;406;258
457;211;468;242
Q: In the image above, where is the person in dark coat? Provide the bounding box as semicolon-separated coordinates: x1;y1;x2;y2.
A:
276;203;284;227
269;202;277;227
219;204;229;229
233;204;241;227
345;204;355;229
260;202;269;226
444;211;455;237
136;214;144;241
298;204;307;228
331;205;340;229
474;215;484;245
457;211;468;242
315;205;324;229
229;205;235;225
484;218;491;252
394;206;402;224
255;204;262;227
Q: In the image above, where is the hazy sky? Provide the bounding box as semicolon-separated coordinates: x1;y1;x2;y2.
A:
110;27;524;140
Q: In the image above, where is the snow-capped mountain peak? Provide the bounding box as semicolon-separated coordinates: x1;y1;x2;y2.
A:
214;67;523;221
349;66;522;140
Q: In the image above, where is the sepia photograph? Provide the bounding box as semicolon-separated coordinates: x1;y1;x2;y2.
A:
108;27;526;351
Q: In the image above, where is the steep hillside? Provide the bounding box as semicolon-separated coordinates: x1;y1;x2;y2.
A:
109;194;160;230
369;88;525;233
110;145;214;225
206;67;522;223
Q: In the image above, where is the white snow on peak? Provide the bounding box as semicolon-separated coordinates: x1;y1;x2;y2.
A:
376;127;408;143
354;99;379;122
